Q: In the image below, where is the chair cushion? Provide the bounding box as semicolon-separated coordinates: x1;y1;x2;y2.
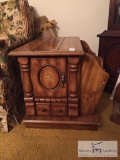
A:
0;0;34;39
0;0;26;35
0;0;34;133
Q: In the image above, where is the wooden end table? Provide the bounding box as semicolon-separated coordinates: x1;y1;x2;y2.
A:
9;37;100;130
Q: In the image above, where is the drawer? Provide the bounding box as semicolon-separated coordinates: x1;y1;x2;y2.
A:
36;103;50;116
51;104;67;117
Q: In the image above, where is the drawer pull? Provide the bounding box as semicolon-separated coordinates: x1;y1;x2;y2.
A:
41;108;46;112
57;109;62;113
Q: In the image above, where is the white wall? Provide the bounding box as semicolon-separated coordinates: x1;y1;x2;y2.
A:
0;0;109;54
28;0;109;54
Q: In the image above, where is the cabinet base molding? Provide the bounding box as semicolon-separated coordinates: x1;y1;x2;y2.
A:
23;114;100;131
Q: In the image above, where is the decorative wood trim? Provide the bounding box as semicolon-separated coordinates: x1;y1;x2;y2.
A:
23;114;100;131
18;57;33;97
68;57;79;117
18;57;35;115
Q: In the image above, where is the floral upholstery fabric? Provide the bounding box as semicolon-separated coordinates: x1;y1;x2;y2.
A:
0;0;26;35
0;0;34;132
0;0;34;38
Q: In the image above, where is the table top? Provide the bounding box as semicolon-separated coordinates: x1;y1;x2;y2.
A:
9;37;84;57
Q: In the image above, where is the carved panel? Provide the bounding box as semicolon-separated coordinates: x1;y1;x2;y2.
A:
38;65;60;90
31;58;67;97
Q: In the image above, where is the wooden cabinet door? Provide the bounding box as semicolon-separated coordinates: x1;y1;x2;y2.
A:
31;58;67;98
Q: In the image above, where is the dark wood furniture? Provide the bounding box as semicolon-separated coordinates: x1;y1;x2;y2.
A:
97;0;120;93
9;37;100;130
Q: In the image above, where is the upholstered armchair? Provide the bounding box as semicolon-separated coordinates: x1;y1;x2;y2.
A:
0;0;34;132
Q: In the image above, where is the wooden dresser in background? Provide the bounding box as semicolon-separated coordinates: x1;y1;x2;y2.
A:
97;0;120;93
97;30;120;93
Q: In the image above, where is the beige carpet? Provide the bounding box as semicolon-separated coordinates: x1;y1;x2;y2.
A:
0;92;119;160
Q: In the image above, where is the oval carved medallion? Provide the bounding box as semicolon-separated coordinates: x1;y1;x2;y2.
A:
38;65;60;89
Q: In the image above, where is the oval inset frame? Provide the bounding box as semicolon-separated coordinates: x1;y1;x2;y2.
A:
38;65;60;90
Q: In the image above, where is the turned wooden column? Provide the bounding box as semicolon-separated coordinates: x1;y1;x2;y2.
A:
18;57;35;115
68;57;80;117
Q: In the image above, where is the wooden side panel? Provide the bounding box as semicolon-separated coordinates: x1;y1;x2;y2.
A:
80;53;109;115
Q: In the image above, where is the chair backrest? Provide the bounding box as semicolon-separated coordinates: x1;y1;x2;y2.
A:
0;0;34;39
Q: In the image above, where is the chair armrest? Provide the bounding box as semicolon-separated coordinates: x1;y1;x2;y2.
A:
0;34;9;48
7;34;27;50
0;34;27;53
0;40;5;48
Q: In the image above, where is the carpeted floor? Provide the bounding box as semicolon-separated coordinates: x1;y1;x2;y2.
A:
0;92;119;160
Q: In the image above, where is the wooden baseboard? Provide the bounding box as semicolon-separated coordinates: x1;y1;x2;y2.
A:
23;114;100;131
